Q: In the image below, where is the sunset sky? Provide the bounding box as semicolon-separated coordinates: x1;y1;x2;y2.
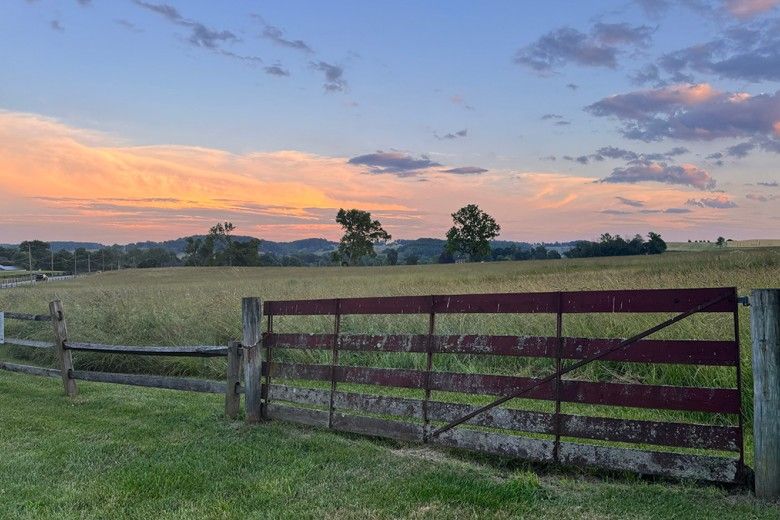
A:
1;0;779;244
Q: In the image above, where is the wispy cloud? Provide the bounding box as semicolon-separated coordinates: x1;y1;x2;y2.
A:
133;1;263;63
450;94;475;110
440;166;488;175
435;129;468;140
253;16;314;53
115;19;143;33
347;151;441;176
311;61;347;92
616;196;646;207
565;146;689;165
724;0;780;18
264;64;290;76
686;195;738;208
515;23;654;73
602;160;716;189
746;192;778;201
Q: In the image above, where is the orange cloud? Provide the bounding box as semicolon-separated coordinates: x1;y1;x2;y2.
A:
725;0;780;18
0;110;770;243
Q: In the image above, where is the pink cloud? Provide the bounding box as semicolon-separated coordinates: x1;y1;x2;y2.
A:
725;0;780;18
0;110;771;243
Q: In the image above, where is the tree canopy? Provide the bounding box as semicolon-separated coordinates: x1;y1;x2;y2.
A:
445;204;501;261
565;232;666;258
184;222;260;266
333;209;391;265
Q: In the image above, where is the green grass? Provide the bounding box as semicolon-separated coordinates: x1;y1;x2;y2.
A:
1;249;779;516
0;270;64;278
1;372;777;519
667;240;780;252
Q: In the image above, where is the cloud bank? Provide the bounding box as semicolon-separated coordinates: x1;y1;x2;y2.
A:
0;110;772;243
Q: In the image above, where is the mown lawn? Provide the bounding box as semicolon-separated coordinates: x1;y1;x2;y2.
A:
1;372;777;519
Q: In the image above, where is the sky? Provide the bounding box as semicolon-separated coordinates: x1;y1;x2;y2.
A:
1;0;779;244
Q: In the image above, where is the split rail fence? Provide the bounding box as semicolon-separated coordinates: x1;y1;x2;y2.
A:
1;288;779;496
0;302;234;403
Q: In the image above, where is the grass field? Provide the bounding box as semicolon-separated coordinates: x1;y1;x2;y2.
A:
1;372;778;519
667;240;780;251
1;248;779;517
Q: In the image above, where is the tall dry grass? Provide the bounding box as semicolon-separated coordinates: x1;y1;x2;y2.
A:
1;247;777;451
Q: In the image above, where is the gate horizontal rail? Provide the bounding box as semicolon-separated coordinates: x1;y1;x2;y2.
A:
266;333;738;365
268;362;740;413
265;288;737;315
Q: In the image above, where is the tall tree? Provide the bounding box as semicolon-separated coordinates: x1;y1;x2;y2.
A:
643;231;667;254
209;221;236;266
334;209;391;265
445;204;501;261
385;248;399;266
231;238;261;266
16;240;51;271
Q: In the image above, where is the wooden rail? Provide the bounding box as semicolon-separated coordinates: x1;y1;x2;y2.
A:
3;312;52;321
269;362;740;413
265;402;739;482
266;333;739;365
265;288;737;315
3;338;55;349
65;342;228;357
71;370;227;393
269;384;740;451
0;361;60;378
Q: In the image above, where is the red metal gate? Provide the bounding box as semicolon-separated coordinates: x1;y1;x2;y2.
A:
261;287;745;483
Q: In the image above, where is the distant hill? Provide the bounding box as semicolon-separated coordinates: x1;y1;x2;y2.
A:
2;241;112;252
3;237;573;257
386;238;571;259
261;238;338;255
124;236;339;255
387;238;448;259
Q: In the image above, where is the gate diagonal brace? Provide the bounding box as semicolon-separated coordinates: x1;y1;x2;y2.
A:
428;293;730;439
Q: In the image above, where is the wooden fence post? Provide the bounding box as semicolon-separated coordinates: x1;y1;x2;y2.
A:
750;288;780;499
49;300;77;397
225;340;241;419
242;297;263;424
0;311;4;345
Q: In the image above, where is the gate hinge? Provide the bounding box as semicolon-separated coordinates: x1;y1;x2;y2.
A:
737;296;750;307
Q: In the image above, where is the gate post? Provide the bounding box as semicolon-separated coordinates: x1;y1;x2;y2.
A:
750;289;780;499
49;300;77;397
225;340;241;420
242;297;263;424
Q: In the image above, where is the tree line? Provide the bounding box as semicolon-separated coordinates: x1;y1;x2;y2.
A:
564;232;667;258
329;204;666;265
0;241;179;273
1;204;670;271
